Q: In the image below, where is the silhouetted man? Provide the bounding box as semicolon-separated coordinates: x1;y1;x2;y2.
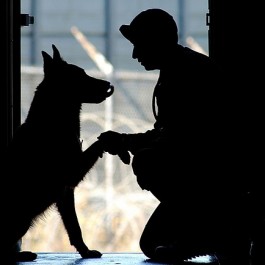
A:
98;8;252;264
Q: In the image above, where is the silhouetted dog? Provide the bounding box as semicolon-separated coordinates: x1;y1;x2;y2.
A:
3;44;114;262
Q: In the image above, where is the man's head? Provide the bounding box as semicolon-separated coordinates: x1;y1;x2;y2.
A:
119;8;178;45
119;9;178;70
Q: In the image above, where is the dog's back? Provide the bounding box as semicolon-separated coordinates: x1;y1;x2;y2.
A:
4;44;113;262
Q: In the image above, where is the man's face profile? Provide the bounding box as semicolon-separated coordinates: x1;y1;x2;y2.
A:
132;40;161;70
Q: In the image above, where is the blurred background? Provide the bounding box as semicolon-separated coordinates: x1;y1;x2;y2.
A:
21;0;209;253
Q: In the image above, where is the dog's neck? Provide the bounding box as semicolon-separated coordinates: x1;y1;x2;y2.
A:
25;87;82;137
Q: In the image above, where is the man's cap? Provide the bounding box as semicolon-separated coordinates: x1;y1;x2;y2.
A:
119;8;178;44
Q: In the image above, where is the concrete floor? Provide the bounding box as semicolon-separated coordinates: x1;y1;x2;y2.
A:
16;252;218;265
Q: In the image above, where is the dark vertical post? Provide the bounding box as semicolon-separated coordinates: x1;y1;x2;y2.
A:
0;0;21;154
13;0;22;134
1;0;10;152
207;0;225;62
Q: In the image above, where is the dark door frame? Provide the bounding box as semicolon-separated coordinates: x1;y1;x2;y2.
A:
1;0;34;156
1;0;21;154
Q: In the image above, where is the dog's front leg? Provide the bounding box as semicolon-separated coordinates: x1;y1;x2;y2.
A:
79;140;104;177
56;187;102;258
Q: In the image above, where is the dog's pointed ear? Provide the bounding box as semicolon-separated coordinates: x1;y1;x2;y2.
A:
52;44;62;62
42;51;53;74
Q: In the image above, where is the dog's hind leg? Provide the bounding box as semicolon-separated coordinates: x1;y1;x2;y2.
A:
56;187;102;258
14;251;38;262
4;218;38;262
4;240;37;262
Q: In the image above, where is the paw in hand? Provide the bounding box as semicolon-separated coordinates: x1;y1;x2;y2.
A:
118;150;131;164
97;130;123;155
98;131;131;164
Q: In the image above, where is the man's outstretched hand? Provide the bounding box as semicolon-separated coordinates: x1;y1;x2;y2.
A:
98;130;131;164
117;150;131;165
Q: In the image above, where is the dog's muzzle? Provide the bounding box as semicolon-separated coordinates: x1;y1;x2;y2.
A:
107;84;114;97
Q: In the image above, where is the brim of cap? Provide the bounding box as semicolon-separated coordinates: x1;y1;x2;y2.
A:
119;24;134;42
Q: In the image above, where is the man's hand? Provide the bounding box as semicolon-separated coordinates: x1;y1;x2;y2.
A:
98;131;123;155
98;130;131;164
118;150;131;165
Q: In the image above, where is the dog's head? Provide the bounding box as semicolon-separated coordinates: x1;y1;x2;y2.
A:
41;44;114;104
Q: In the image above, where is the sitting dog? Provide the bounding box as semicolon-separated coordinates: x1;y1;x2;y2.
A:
3;44;114;262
